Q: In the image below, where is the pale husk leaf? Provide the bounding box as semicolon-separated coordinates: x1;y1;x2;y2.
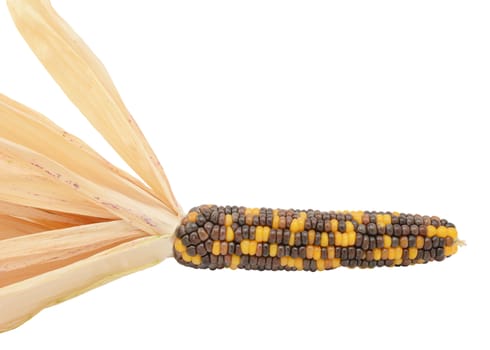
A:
7;0;180;215
0;220;149;288
0;137;180;235
0;233;174;332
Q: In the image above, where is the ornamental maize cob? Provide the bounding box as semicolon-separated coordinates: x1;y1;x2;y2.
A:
173;205;459;271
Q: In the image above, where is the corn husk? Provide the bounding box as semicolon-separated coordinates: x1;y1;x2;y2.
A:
1;0;181;332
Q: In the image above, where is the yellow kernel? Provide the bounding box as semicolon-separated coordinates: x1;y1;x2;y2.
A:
297;218;305;232
341;233;349;247
290;219;300;234
347;232;356;246
306;245;314;259
313;246;321;260
240;240;250;255
393;212;400;216
376;214;384;224
394;247;403;260
188;211;198;223
252;208;260;216
263;227;271;242
308;230;316;245
174;238;185;253
383;214;391;225
445;245;458;256
230;255;240;269
346;221;354;233
352;211;363;225
427;225;436;238
299;211;307;220
191;255;202;265
289;232;295;246
256;226;264;242
212;241;221;255
225;214;233;226
182;251;192;262
394;259;403;266
409;247;418;260
331;219;338;232
287;257;295;268
317;259;325;271
226;227;234;242
327;247;335;259
373;248;381;261
416;236;425;249
249;240;258;255
388;248;395;260
269;243;278;257
245;208;252;215
447;227;458;239
320;233;328;247
332;258;341;268
280;256;288;266
335;232;342;246
383;235;392;248
294;258;304;270
436;226;448;238
272;215;280;229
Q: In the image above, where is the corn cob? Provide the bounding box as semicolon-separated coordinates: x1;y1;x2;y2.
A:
174;205;459;271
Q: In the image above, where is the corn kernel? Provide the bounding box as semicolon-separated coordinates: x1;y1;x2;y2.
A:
297;217;305;232
230;255;240;269
249;240;257;255
182;251;192;262
287;257;295;268
240;240;250;255
341;233;348;247
335;232;342;246
383;235;392;248
212;241;221;255
317;259;325;271
280;256;288;266
306;245;314;259
409;247;418;260
347;232;356;246
383;214;391;225
174;238;185;253
320;232;328;247
331;219;338;232
263;227;271;242
187;211;198;223
255;226;264;242
447;227;457;239
290;219;300;234
427;225;436;238
226;227;234;242
269;244;278;257
327;247;335;259
225;214;233;226
191;255;202;265
272;215;279;229
332;258;341;268
313;246;321;260
346;221;354;233
295;258;303;270
394;247;403;260
436;226;448;238
388;248;395;260
373;248;381;261
308;230;316;245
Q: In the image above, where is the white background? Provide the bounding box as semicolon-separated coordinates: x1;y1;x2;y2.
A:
1;1;490;349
